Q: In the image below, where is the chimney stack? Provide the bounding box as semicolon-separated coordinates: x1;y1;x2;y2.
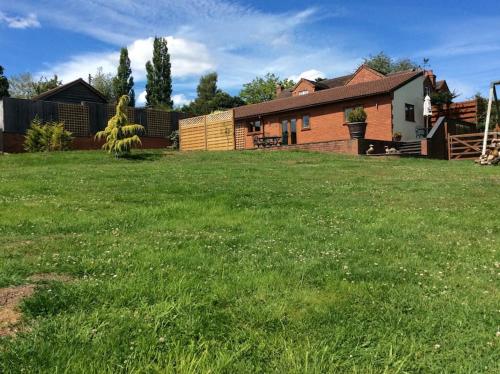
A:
425;70;436;87
276;83;283;97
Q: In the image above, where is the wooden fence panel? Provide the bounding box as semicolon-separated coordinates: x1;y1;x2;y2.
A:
206;111;234;151
1;97;182;139
179;110;235;151
57;103;90;136
448;132;499;160
180;116;206;151
432;100;478;124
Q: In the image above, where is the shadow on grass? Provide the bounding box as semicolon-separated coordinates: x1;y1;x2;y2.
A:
120;152;164;162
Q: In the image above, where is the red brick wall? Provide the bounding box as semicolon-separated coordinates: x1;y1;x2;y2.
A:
281;140;359;154
292;80;316;96
1;133;171;153
237;94;393;149
1;133;25;153
347;67;383;85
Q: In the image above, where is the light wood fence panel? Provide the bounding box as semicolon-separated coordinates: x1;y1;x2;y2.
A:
180;116;206;151
180;110;234;151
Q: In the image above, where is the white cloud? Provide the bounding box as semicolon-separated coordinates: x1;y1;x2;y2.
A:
0;12;40;29
136;91;147;106
10;0;358;95
172;94;192;107
133;91;191;108
288;69;326;83
37;36;214;84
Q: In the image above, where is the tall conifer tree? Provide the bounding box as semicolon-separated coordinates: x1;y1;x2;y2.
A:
113;48;135;106
145;37;173;108
0;65;9;98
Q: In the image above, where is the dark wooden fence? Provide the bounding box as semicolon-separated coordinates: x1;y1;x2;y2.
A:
0;97;187;138
432;100;478;125
426;116;478;159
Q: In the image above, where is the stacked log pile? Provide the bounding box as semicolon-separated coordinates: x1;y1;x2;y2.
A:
477;138;500;165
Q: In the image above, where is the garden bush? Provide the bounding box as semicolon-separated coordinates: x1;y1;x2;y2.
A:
347;107;367;123
169;130;179;149
24;117;73;152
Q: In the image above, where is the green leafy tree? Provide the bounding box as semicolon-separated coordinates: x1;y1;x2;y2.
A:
7;73;36;99
184;72;243;116
239;73;295;104
8;73;62;99
145;37;173;108
211;91;245;110
0;65;9;98
113;48;135;106
90;67;114;102
430;90;460;106
95;95;144;157
363;52;420;75
475;92;499;130
33;75;62;96
197;72;218;103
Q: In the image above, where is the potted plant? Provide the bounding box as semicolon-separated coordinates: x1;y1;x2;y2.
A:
345;107;367;139
393;131;402;142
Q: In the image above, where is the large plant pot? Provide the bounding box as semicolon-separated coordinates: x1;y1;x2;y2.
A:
346;122;367;139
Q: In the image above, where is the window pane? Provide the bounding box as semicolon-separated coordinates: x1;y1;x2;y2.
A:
302;115;310;129
255;120;261;131
290;119;297;144
344;108;352;121
281;120;289;145
405;104;415;122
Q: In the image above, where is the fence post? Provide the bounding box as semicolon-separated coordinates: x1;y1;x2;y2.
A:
204;114;208;151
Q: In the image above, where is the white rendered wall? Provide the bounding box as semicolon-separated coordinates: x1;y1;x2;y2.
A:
392;76;425;141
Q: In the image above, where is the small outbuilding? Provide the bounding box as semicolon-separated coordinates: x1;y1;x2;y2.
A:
33;78;108;104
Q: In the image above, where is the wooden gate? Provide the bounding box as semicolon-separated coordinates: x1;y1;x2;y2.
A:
179;110;235;151
448;132;499;160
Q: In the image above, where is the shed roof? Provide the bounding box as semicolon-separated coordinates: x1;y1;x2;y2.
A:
33;78;108;103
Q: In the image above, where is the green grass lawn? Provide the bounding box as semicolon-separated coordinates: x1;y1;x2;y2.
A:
0;150;498;373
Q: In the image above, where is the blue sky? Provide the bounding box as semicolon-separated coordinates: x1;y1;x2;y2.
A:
1;0;499;106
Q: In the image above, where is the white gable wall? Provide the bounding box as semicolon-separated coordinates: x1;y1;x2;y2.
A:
392;76;425;141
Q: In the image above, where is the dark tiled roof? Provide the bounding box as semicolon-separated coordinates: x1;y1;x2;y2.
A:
33;78;108;102
277;74;353;99
235;70;423;119
278;90;293;98
319;74;354;89
435;80;449;92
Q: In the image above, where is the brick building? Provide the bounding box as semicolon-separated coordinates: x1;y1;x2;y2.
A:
233;65;450;150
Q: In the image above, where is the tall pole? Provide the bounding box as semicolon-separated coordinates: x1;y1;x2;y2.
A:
482;84;494;156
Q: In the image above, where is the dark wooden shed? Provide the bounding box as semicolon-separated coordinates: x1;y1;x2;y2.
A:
33;78;108;104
